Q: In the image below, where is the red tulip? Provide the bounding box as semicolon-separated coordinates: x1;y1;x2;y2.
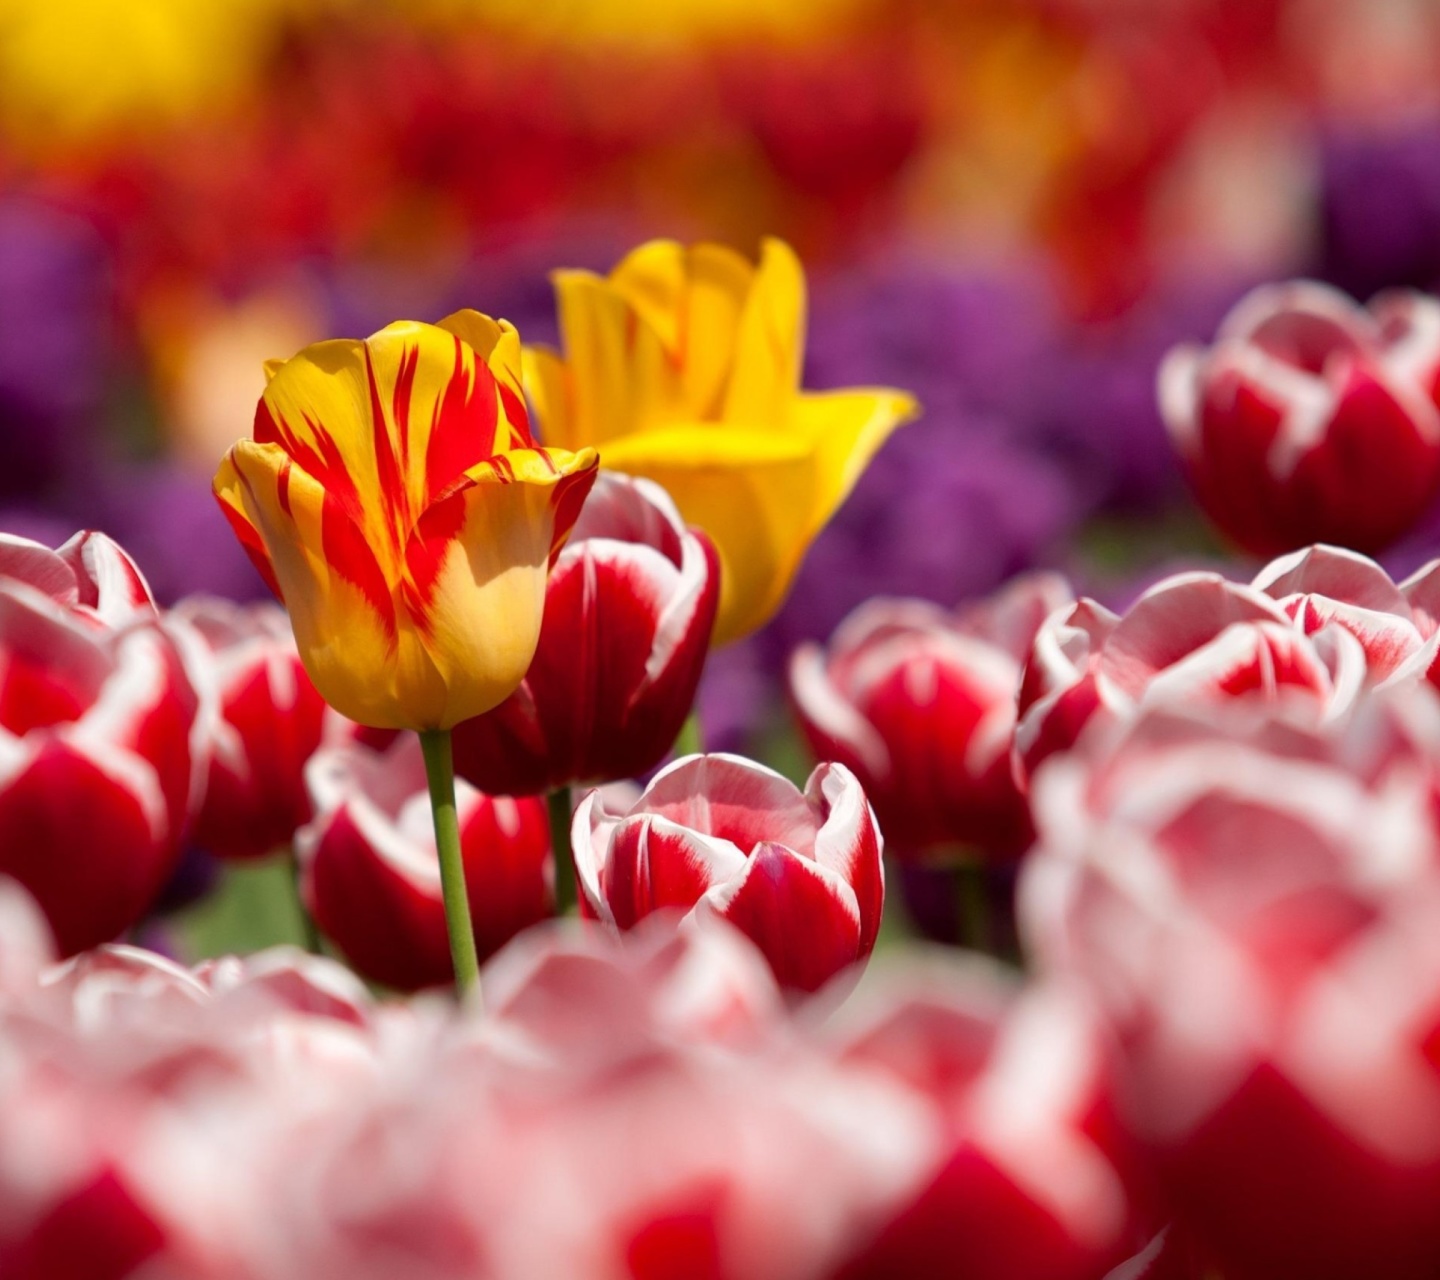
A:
1021;699;1440;1280
173;596;332;860
0;533;200;954
1160;281;1440;555
828;968;1148;1280
1015;568;1366;781
452;472;719;795
297;736;552;990
572;753;884;993
791;573;1069;859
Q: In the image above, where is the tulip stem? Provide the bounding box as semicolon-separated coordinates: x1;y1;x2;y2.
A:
287;846;323;955
954;855;989;953
548;787;576;915
672;710;704;758
418;728;481;1002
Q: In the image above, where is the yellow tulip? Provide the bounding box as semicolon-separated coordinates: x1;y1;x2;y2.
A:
525;238;917;643
214;312;599;731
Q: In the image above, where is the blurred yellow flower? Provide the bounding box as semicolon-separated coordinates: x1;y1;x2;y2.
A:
0;0;290;142
214;313;598;731
525;239;917;643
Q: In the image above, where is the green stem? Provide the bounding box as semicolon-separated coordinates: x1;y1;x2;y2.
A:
287;845;322;955
418;728;481;1001
955;855;989;953
548;786;576;915
672;709;704;758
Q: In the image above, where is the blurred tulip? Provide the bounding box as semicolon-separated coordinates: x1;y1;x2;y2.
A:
526;238;917;643
573;753;884;992
297;736;552;990
173;595;331;860
1015;567;1367;781
1022;701;1440;1280
214;312;598;730
452;472;718;795
828;964;1146;1280
791;573;1070;859
0;533;199;954
1159;281;1440;555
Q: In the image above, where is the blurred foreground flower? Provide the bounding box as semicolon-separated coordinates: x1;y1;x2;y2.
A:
297;736;552;991
173;596;331;861
791;573;1070;860
0;533;200;954
526;239;917;643
214;312;598;731
1022;697;1440;1279
1160;281;1440;556
452;472;718;795
573;753;884;992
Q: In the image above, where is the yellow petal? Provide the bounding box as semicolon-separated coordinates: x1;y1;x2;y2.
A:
258;319;511;573
403;446;599;728
721;237;806;427
793;387;920;539
550;268;650;445
435;309;532;447
522;344;577;451
598;426;817;644
221;441;449;730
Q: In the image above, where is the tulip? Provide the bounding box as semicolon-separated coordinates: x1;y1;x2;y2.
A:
791;572;1070;859
173;595;333;861
828;965;1146;1280
1014;569;1367;781
451;471;719;795
572;753;884;992
213;311;599;732
0;536;199;955
526;238;918;643
1021;701;1440;1280
296;736;552;991
1159;281;1440;555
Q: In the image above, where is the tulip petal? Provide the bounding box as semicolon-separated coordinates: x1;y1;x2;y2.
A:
807;762;885;955
402;446;598;728
703;841;862;992
598;425;816;644
605;814;749;929
638;753;820;854
791;387;920;539
219;441;442;730
722;237;806;425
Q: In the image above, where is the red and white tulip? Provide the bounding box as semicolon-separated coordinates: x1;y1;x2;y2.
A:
1159;281;1440;555
790;573;1069;859
296;735;552;990
573;753;885;993
173;596;334;861
452;472;719;795
0;533;201;954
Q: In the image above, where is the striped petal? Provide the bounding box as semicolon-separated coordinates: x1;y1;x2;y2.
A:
402;446;599;728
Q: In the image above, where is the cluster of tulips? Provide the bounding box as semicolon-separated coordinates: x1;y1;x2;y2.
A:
6;239;1440;1278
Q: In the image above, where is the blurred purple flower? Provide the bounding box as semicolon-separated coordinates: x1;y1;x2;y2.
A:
1320;117;1440;300
0;198;112;500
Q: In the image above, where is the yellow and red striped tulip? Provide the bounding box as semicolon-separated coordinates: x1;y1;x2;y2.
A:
214;312;599;731
524;238;918;644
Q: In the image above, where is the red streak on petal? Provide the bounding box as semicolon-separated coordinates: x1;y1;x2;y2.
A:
322;493;397;643
365;345;407;538
425;336;490;505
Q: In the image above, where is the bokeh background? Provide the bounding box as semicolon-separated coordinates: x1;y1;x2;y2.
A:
4;0;1440;761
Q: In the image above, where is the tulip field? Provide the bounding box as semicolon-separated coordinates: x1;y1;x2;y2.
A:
9;3;1440;1278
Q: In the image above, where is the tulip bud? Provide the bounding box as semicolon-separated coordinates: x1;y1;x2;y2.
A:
296;736;551;990
573;753;884;992
173;596;332;860
1159;281;1440;555
791;573;1069;859
0;534;199;954
452;472;719;794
